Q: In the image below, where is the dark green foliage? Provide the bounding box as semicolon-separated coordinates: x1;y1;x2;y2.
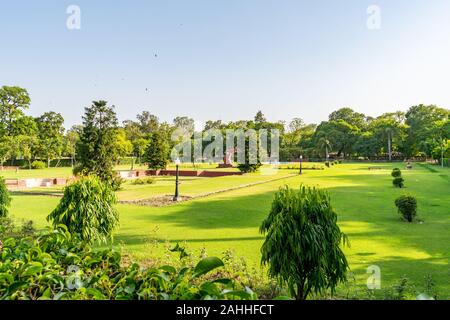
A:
325;161;330;167
0;216;35;239
47;176;119;244
395;195;417;222
31;160;46;170
75;100;119;184
237;163;262;173
144;131;170;170
260;185;349;300
391;168;402;177
0;178;11;218
393;177;405;188
131;177;155;185
0;226;256;300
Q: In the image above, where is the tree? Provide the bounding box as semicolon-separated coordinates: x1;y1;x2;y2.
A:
254;110;267;125
173;116;195;136
405;105;449;157
144;131;170;170
0;86;31;136
65;126;82;168
17;135;38;169
0;137;13;167
0;177;11;218
115;128;133;163
371;113;407;161
260;185;349;300
47;176;119;244
317;136;332;159
329;107;366;129
75;101;119;182
430;120;450;166
133;138;149;166
136;111;159;134
35;111;65;167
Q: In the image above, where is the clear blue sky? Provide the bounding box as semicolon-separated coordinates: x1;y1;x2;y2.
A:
1;0;450;128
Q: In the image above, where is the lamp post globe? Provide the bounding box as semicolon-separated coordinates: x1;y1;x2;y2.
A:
299;155;303;175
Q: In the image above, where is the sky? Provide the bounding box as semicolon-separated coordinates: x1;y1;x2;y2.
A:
1;0;450;129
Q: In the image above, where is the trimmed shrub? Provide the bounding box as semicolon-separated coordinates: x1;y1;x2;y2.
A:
395;195;417;222
325;161;330;167
393;177;404;188
391;168;402;178
47;176;119;244
31;160;46;170
131;177;156;185
0;178;11;218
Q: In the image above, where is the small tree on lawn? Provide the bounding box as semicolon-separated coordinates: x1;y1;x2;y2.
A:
144;131;170;170
75;100;119;183
395;195;417;222
47;176;119;244
0;177;12;218
260;185;349;300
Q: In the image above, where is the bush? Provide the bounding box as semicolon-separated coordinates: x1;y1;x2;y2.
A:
237;163;261;173
393;177;405;188
260;185;349;300
0;227;256;300
0;178;11;218
325;161;330;167
0;216;35;239
131;177;156;185
395;195;417;222
391;168;402;178
31;160;46;170
47;176;119;244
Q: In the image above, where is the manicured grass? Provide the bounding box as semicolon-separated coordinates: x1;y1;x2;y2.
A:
8;163;450;298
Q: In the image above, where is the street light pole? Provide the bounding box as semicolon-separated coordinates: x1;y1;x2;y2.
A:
173;158;181;201
299;155;303;175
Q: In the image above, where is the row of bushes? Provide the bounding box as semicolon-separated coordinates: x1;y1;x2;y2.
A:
325;160;341;167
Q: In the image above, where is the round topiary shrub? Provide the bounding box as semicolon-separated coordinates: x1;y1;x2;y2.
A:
395;195;417;222
393;177;404;188
31;160;46;169
47;175;119;244
0;177;12;218
391;168;402;178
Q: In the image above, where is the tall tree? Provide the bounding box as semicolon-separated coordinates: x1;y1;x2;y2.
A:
136;111;159;134
144;131;170;170
36;111;65;167
0;86;31;136
75;101;119;182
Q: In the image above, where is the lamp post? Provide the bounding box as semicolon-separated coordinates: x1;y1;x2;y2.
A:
173;158;181;201
299;155;303;175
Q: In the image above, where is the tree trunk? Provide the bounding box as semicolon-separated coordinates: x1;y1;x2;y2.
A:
388;133;392;162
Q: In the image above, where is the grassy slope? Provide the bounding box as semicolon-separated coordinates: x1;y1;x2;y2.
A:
8;163;450;297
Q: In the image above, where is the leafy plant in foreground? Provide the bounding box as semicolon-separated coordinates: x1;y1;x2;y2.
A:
47;176;119;244
0;178;11;218
260;185;349;300
395;195;417;222
0;226;256;300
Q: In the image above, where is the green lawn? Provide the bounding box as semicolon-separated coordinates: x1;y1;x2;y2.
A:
8;163;450;298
